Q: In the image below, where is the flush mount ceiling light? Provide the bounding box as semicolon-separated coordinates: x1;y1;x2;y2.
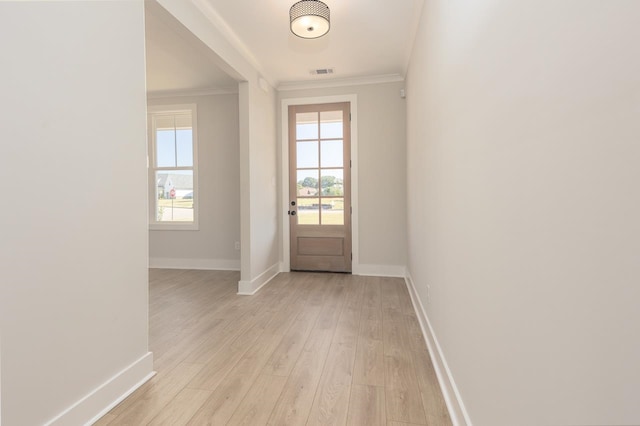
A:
290;0;330;39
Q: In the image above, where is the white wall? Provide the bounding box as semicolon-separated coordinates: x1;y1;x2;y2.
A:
0;2;152;425
148;94;241;270
406;1;640;425
278;82;407;275
238;81;280;293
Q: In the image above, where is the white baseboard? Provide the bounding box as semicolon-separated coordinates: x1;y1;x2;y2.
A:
404;273;472;426
237;263;280;295
45;352;155;426
149;257;240;271
353;263;406;277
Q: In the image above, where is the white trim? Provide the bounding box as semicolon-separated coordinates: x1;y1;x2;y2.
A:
404;273;472;426
147;104;200;115
353;264;406;278
147;87;238;99
147;104;199;231
44;352;154;426
149;257;240;271
148;223;199;231
278;74;404;92
280;94;359;273
237;263;280;295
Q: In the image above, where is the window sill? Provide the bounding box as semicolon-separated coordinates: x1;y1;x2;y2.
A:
149;223;199;231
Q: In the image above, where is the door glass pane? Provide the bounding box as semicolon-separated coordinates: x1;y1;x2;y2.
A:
297;169;319;195
320;111;343;139
296;112;318;140
155;170;194;222
320;140;343;168
321;169;344;196
297;141;318;168
297;197;319;225
320;197;344;225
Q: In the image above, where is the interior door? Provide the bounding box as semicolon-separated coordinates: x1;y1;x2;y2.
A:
289;102;351;272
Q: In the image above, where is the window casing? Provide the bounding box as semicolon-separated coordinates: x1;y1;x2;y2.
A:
148;104;198;230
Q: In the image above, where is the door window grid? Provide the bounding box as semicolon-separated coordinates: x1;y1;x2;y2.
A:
295;111;344;225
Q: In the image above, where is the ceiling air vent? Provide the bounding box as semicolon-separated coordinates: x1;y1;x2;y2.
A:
311;68;334;75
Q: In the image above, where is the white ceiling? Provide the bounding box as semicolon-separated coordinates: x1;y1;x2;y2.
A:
145;0;424;92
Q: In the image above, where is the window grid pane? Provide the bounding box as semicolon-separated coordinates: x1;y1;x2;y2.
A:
156;129;176;167
297;141;319;168
176;129;193;167
320;197;344;225
296;112;318;140
297;197;319;225
155;170;194;222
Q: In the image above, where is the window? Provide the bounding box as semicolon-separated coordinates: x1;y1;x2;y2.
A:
148;105;198;230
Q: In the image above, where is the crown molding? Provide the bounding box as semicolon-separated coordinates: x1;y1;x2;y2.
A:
146;87;238;99
277;73;405;92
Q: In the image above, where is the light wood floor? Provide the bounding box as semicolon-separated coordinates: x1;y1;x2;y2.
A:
95;270;451;426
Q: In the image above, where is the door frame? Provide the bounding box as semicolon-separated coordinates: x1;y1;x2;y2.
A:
280;94;359;273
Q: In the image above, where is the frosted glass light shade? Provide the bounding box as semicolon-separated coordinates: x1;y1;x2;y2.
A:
290;0;330;39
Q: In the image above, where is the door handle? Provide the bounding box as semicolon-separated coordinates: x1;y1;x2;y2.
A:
288;211;297;216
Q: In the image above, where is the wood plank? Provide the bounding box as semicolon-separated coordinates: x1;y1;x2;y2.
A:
353;337;384;387
260;275;312;336
314;279;347;331
186;332;283;425
404;314;452;425
187;322;264;391
226;374;288;426
360;313;382;340
354;276;385;387
346;384;386;426
384;354;427;425
383;306;414;358
107;362;203;425
147;388;212;425
262;305;321;376
182;314;256;365
413;350;453;426
394;279;417;316
306;278;363;425
152;317;226;372
267;329;334;425
92;412;117;425
307;342;358;425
